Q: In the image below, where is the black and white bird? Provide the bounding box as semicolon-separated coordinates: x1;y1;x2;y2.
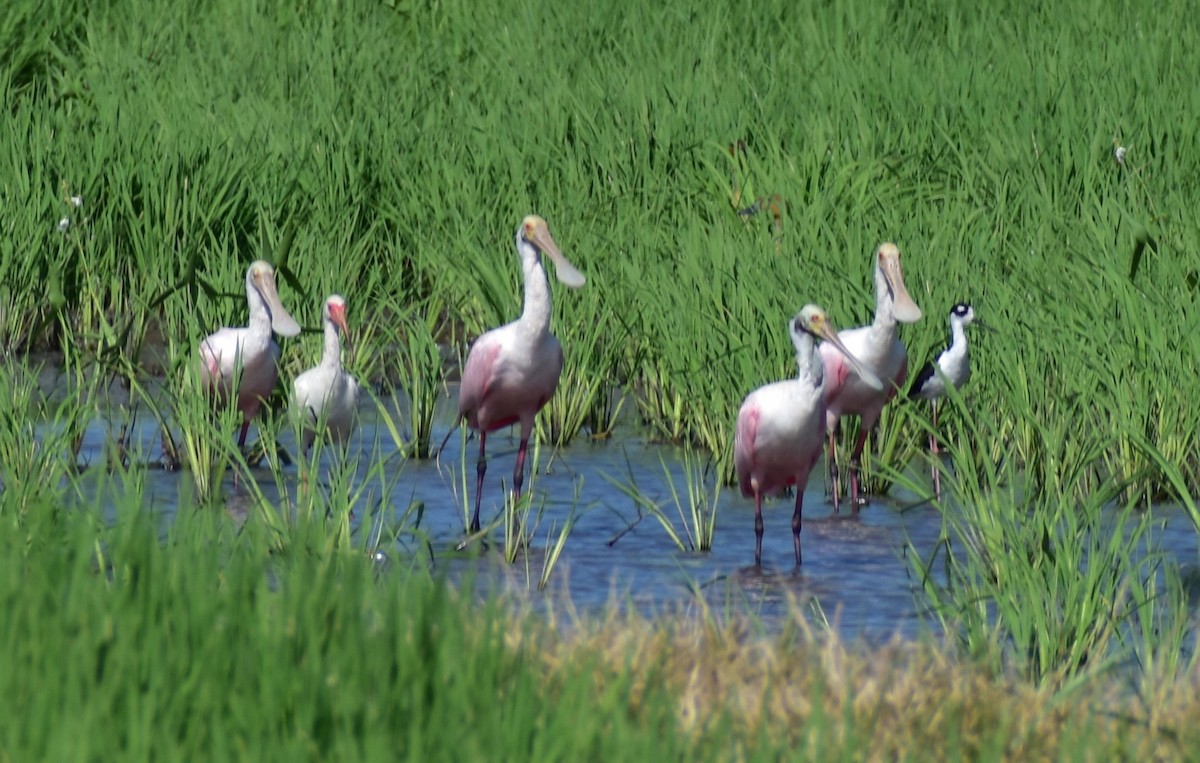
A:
907;303;983;498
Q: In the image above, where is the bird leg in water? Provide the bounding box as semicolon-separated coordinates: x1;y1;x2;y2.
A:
471;432;488;533
931;400;942;500
754;493;765;567
849;428;871;513
791;492;804;567
237;420;251;449
512;436;529;500
509;436;531;543
827;432;843;513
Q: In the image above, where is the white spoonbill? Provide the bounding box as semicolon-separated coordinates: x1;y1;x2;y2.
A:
198;260;302;447
820;243;922;512
907;302;985;499
455;215;586;534
292;294;361;454
735;305;882;567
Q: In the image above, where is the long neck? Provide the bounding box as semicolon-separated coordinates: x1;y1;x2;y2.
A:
949;319;969;357
872;264;897;330
321;317;343;370
518;240;552;333
246;281;273;338
793;333;823;389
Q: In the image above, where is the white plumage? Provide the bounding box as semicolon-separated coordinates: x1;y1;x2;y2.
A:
818;243;922;511
198;260;301;447
292;294;360;453
908;302;983;499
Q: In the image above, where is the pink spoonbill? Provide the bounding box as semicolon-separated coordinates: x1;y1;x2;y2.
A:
198;260;302;447
292;294;361;454
735;305;882;567
455;215;586;533
819;243;922;512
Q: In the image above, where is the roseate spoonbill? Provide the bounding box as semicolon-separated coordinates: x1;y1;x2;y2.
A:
456;215;586;534
734;305;882;567
292;294;360;454
820;243;922;512
908;302;985;499
198;260;301;447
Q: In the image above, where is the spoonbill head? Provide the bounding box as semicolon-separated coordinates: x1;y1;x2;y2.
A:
876;243;922;324
518;214;586;288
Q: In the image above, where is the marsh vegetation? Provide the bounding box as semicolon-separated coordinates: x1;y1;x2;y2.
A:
4;0;1200;757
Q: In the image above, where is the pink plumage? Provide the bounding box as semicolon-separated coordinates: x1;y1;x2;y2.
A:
733;305;880;567
455;215;586;534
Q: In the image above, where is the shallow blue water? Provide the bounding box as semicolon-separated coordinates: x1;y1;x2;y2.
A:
67;388;1200;643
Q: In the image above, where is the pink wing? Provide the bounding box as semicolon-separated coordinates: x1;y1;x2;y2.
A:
733;402;760;498
458;337;502;429
819;342;851;405
198;329;241;391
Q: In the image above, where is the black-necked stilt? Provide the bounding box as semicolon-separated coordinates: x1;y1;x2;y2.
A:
907;302;984;499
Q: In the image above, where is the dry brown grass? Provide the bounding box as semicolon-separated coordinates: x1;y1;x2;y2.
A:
505;595;1200;761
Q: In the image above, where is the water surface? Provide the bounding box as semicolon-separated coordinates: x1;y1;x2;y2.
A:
67;390;1200;642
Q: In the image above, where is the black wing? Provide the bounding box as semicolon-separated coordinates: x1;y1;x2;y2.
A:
906;357;938;400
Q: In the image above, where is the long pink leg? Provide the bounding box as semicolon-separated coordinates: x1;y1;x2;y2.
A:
754;490;764;567
791;486;804;566
509;435;531;540
237;420;251;448
471;431;488;532
828;430;842;513
931;400;941;500
848;428;870;515
512;436;529;500
824;427;837;497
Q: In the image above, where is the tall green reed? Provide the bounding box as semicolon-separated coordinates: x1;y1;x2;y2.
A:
7;0;1200;505
910;394;1196;688
0;361;85;517
366;295;449;460
0;465;712;761
604;446;720;553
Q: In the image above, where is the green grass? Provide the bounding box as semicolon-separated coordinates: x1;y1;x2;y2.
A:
7;0;1200;757
3;478;1200;760
6;0;1200;502
606;446;721;553
0;484;693;760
